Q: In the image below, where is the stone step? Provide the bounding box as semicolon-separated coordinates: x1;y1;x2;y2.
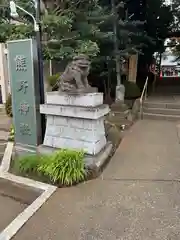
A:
0;116;11;132
143;107;180;116
0;131;9;142
0;105;5;114
143;112;180;121
144;101;180;110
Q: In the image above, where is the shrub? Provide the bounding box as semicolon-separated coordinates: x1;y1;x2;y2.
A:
38;149;86;185
15;149;86;186
5;94;12;117
15;154;41;174
124;81;141;99
47;73;61;90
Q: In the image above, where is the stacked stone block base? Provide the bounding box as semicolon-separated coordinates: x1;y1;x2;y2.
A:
40;92;111;158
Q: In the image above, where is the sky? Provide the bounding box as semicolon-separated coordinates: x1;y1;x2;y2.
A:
165;0;172;5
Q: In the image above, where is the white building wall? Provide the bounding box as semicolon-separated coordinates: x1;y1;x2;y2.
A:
0;43;10;104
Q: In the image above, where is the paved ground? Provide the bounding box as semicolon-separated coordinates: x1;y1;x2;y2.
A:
0;114;11;164
13;119;180;240
0;115;11;132
0;195;25;231
0;178;40;232
0;178;40;205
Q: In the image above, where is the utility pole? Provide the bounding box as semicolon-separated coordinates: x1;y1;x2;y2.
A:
35;0;45;139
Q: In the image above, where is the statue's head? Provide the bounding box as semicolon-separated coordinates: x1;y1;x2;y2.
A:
73;54;90;77
73;54;90;68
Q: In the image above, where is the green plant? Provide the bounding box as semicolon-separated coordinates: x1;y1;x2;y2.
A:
8;124;15;142
124;81;141;99
47;73;61;89
5;94;12;117
38;149;86;185
15;154;41;174
14;149;86;186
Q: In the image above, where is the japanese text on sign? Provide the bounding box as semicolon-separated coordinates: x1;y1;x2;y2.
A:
19;123;31;135
14;55;27;71
19;102;30;115
17;80;28;94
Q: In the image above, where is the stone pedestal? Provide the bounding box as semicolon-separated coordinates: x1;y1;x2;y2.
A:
40;92;112;162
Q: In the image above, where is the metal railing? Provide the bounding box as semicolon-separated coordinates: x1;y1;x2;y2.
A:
140;76;148;119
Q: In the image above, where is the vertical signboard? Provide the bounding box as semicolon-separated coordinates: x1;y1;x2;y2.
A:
128;54;138;83
7;39;42;147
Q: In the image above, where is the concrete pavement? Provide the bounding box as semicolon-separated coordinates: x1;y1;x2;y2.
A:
103;120;180;180
0;114;11;163
13;120;180;240
0;195;25;232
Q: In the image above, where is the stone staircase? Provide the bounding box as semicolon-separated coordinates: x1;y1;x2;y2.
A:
142;101;180;121
0;105;11;163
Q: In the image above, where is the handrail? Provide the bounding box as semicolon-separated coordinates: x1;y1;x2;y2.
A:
140;76;148;119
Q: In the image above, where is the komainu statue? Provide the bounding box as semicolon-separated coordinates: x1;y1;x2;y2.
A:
58;54;95;93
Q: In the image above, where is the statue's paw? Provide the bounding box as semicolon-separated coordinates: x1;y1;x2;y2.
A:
78;86;85;90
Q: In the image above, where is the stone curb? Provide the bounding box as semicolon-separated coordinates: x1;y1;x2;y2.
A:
0;142;57;240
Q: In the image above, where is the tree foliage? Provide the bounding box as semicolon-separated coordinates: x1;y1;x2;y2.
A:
129;0;174;88
0;0;113;60
0;0;175;96
169;0;180;59
172;0;180;32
